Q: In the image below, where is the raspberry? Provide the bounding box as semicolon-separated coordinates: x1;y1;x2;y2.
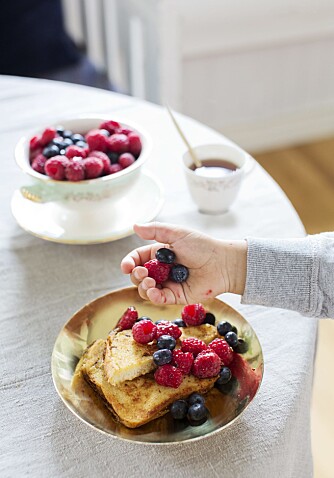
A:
29;135;41;150
88;151;110;174
208;338;233;365
83;157;104;179
108;133;129;154
118;306;138;330
40;127;57;146
169;264;189;283
117;127;132;135
181;337;207;357
192;350;221;378
154;364;183;388
181;304;206;326
144;259;171;285
107;163;123;175
229;353;260;401
156;321;182;340
31;154;47;174
118;152;135;169
65;145;87;159
128;132;142;157
132;319;157;344
86;129;109;152
99;120;120;134
44;156;67;180
172;349;193;374
65;160;85;181
30;146;43;161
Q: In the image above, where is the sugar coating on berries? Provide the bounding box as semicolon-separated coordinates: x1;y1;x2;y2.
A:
128;132;142;157
156;320;182;339
172;349;193;374
132;319;157;344
40;127;57;146
108;134;129;154
88;151;110;174
86;129;109;152
83;157;104;179
65;160;85;181
65;145;87;159
118;152;135;169
155;248;176;264
208;338;234;365
99;120;120;134
118;306;138;330
154;364;183;388
153;349;173;366
181;304;206;326
192;350;221;378
44;156;67;180
144;259;171;285
169;264;189;283
31;154;47;174
181;337;207;357
108;163;123;174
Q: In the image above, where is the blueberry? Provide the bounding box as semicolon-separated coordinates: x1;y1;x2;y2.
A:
231;326;238;335
156;335;176;350
169;264;189;283
215;376;238;395
62;138;74;147
153;349;172;366
56;125;65;135
188;393;205;406
187;416;208;427
99;128;111;137
216;366;231;385
217;321;232;336
136;316;153;322
155;247;176;264
62;129;73;139
225;331;238;347
233;338;249;354
204;312;215;325
52;137;65;147
107;152;119;164
173;318;186;327
155;320;164;325
170;400;188;420
75;140;87;149
187;403;208;422
71;133;85;143
43;145;60;158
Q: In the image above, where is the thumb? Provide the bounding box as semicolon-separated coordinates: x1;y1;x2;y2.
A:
133;222;190;245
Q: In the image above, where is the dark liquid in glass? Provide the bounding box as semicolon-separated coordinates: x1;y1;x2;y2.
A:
191;159;238;178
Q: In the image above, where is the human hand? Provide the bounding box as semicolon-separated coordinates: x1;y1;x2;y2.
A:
121;222;247;305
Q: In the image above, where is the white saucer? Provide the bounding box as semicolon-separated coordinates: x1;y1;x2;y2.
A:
11;171;164;244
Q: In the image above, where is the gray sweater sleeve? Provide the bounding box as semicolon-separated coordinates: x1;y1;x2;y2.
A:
241;233;334;318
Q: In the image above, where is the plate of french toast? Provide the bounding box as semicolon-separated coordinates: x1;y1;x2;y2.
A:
51;286;263;444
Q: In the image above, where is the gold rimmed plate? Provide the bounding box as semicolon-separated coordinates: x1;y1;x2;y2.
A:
51;287;263;444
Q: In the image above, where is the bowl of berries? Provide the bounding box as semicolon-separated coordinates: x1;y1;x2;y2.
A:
15;116;152;205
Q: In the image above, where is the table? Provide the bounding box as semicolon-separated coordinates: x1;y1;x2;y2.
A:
0;75;316;478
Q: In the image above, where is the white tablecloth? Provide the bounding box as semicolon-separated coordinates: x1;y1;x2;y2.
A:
0;76;315;478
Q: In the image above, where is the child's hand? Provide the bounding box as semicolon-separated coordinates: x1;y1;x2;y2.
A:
121;222;247;305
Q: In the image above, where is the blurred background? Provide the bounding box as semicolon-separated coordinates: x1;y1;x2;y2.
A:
2;0;334;475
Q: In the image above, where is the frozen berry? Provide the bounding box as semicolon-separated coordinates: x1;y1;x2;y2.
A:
181;304;206;326
88;151;110;174
208;338;233;365
99;129;110;137
108;163;123;174
172;350;193;374
181;337;207;357
71;133;85;143
83;157;104;179
75;140;87;149
173;318;186;327
233;338;249;354
65;145;87;159
43;145;60;158
30;146;43;161
154;364;183;388
216;366;232;385
86;129;109;152
118;306;138;330
40;127;57;146
192;350;221;379
153;349;172;366
169;264;189;283
187;403;208;423
62;130;73;139
31;154;47;174
108;133;129;154
128;132;142;157
157;335;176;350
144;259;171;285
118;152;135;169
156;321;182;340
204;312;216;325
62;137;74;147
65;160;85;181
117;127;132;135
170;400;188;420
29;135;41;150
99;120;120;134
188;393;205;406
225;331;238;348
217;321;233;336
132;319;157;344
231;325;238;335
44;156;67;180
155;248;176;264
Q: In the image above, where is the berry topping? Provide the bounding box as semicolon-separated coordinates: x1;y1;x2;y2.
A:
229;353;260;400
71;133;85;143
208;338;234;365
85;129;109;152
169;264;189;283
181;304;206;326
99;120;120;134
204;312;216;325
217;321;233;336
170;400;188;419
225;331;238;348
65;160;85;181
172;349;193;374
187;403;208;424
173;318;186;327
108;133;129;154
44;156;67;180
233;338;249;354
43;145;60;158
29;135;41;150
155;248;176;264
132;319;157;344
216;366;232;385
156;321;182;340
144;259;171;285
65;145;87;159
62;130;73;139
231;325;238;335
118;306;138;330
118;152;135;169
31;154;47;174
40;127;57;146
108;163;123;174
83;157;104;179
153;349;173;366
181;337;207;357
192;350;221;378
156;335;176;350
154;364;183;388
88;151;110;174
188;392;205;406
128;132;142;157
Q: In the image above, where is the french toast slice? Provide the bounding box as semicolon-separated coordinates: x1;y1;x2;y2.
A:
78;339;216;428
180;324;218;344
